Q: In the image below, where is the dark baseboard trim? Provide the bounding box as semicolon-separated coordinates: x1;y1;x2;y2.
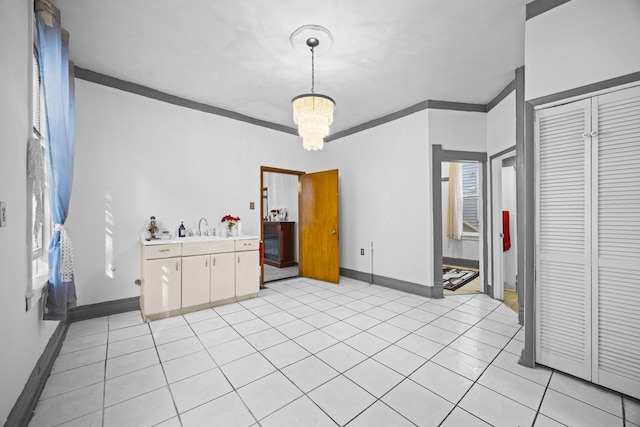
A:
340;268;435;298
68;297;140;323
443;257;480;270
5;320;68;427
526;0;571;20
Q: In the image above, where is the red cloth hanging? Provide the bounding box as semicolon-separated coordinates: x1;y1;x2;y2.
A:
502;210;511;252
259;241;264;266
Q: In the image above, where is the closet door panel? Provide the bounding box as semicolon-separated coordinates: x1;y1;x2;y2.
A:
593;86;640;399
535;100;592;379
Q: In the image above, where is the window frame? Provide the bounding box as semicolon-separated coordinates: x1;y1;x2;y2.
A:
30;30;51;293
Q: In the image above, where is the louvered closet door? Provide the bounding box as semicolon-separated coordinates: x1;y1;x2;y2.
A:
535;99;592;380
592;86;640;399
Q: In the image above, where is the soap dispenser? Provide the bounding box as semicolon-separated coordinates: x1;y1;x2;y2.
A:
178;222;186;238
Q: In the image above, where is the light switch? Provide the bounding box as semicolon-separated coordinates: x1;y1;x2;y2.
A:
0;201;6;227
249;202;255;210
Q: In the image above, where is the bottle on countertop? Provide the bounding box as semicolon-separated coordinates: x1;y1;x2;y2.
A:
178;222;186;238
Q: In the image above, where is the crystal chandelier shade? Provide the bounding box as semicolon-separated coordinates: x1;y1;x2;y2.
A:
292;94;335;151
291;35;335;151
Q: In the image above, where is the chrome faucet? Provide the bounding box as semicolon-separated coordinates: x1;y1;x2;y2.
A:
197;217;208;236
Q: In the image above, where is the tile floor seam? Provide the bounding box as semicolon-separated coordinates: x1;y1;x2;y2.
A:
544;375;626;420
149;318;182;426
530;368;559;427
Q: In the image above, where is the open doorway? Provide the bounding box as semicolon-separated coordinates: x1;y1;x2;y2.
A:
491;150;518;312
260;167;340;286
261;167;303;283
442;161;482;294
431;145;488;299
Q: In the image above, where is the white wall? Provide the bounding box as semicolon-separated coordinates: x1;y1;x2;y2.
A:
428;109;487;152
264;172;298;223
487;91;516;156
0;1;60;423
310;111;433;286
68;80;304;305
525;0;640;101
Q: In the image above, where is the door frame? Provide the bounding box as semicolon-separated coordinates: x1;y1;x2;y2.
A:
432;145;488;298
489;147;516;301
260;166;305;287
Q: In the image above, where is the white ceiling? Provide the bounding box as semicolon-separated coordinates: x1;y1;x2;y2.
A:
55;0;526;135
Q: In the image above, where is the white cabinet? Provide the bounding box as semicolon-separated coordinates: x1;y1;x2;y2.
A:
235;239;260;298
535;85;640;399
141;256;182;316
182;255;210;308
211;252;235;301
141;237;259;321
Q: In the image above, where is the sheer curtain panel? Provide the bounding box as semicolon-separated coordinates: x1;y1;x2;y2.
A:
36;0;77;319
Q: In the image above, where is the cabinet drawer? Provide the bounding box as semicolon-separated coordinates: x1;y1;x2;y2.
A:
143;243;182;260
208;240;235;254
235;239;259;252
182;242;212;256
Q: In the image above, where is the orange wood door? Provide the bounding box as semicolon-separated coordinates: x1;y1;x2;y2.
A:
300;169;339;283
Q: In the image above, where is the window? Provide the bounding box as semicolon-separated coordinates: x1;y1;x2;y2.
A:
31;46;51;285
461;162;480;235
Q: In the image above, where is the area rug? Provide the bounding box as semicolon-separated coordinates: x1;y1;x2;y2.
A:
443;266;479;291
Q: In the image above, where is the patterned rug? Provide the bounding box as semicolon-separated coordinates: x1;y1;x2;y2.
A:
443;267;479;291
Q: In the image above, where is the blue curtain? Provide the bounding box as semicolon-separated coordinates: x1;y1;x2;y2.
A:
36;1;77;319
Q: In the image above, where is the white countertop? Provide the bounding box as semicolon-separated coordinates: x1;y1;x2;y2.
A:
141;235;259;246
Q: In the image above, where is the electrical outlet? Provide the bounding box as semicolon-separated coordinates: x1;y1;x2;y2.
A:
360;248;365;255
249;202;255;210
0;201;6;227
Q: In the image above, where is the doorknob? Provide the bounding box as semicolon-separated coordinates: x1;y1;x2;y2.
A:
332;230;337;234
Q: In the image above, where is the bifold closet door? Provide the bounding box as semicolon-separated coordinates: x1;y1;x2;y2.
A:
535;99;592;380
592;86;640;399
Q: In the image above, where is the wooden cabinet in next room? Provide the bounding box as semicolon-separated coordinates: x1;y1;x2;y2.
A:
263;221;295;268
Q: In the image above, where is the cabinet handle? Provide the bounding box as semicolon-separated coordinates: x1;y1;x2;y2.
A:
582;132;589;138
205;259;208;267
213;257;216;266
591;130;598;137
175;262;179;271
238;255;240;264
159;249;170;252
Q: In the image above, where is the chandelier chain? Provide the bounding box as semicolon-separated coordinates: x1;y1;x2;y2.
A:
310;45;315;93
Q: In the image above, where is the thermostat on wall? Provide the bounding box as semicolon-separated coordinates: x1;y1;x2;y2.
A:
0;201;6;227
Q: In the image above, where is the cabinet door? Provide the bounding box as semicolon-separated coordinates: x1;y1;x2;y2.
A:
235;250;260;297
142;257;182;316
182;255;211;308
592;87;640;399
210;253;235;302
535;99;592;380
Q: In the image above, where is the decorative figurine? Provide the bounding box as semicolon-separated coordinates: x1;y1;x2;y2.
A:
148;216;159;239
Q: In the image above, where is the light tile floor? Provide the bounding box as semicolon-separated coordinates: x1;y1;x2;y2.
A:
29;277;639;427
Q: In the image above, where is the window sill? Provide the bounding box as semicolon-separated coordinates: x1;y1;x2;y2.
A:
27;274;49;301
461;232;479;241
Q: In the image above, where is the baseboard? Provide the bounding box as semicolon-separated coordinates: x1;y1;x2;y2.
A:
442;257;479;270
340;268;434;298
5;319;68;427
68;296;140;323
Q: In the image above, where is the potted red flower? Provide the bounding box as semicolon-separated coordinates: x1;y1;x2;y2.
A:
221;214;240;235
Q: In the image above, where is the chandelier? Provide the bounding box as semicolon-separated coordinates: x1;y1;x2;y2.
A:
291;35;335;151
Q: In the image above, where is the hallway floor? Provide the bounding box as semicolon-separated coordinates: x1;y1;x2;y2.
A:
29;277;638;426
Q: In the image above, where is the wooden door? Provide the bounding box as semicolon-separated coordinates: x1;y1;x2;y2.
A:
300;169;339;283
